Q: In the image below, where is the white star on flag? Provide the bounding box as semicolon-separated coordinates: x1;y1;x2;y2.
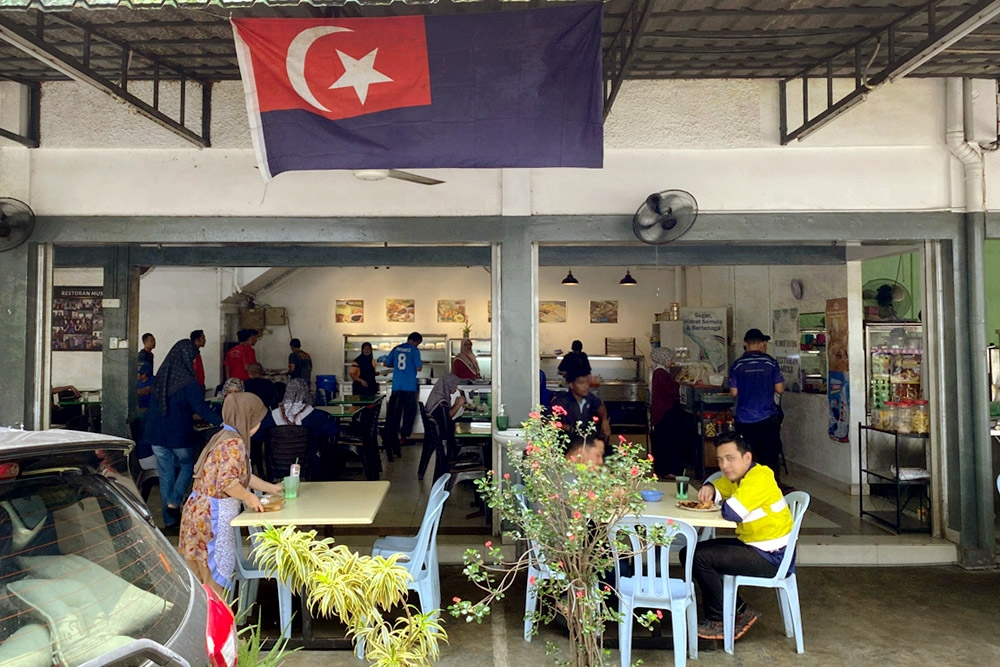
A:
329;48;393;105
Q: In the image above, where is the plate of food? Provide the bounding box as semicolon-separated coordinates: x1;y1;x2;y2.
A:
676;500;721;512
259;493;286;512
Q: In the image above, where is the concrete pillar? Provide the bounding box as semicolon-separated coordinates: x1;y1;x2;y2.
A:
496;227;538;426
101;246;133;438
0;242;48;428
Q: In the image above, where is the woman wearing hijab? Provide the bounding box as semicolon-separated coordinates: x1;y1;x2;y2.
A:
179;393;282;597
350;341;379;396
258;378;340;480
143;339;222;530
451;338;481;380
649;347;690;478
419;373;467;480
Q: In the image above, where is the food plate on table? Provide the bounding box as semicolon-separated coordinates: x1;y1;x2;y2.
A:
676;500;721;512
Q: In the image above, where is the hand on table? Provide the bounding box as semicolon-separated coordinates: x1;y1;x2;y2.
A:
698;483;716;504
267;482;284;495
245;495;264;512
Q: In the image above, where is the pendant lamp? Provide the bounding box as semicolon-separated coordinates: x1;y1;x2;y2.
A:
561;269;579;286
619;269;638;286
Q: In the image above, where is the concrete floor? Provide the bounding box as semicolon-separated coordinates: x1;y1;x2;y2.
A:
275;563;1000;667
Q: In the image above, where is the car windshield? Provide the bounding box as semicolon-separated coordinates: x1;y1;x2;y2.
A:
0;465;193;667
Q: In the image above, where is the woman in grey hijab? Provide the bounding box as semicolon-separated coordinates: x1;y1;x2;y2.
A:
257;378;339;480
649;347;693;478
419;374;468;479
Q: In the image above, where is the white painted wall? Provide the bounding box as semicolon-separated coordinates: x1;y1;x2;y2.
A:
8;77;996;216
138;268;228;389
51;268;103;390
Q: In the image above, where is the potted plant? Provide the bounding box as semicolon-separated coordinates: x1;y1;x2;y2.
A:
462;321;472;338
250;525;447;666
448;408;670;667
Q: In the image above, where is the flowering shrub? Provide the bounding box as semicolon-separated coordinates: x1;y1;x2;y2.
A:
448;407;674;667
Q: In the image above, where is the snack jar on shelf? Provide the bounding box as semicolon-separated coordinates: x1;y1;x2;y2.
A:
911;399;930;434
895;400;914;434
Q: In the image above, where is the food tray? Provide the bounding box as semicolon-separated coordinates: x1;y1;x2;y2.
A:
676;501;721;512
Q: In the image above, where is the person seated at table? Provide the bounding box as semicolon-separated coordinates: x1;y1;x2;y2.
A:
143;338;223;531
550;370;611;444
425;374;466;449
50;384;83;426
215;376;244;398
257;378;339;481
179;392;283;599
244;363;276;408
350;342;379;397
686;431;793;642
564;434;605;470
451;338;481;380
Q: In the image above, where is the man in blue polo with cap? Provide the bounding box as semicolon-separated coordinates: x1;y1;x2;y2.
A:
728;328;785;483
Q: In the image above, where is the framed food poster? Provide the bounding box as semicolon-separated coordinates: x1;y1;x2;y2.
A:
589;300;618;324
386;299;415;323
488;300;492;322
538;301;567;323
52;286;104;351
437;299;467;323
336;299;364;323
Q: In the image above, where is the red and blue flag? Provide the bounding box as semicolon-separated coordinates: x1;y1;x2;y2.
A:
232;4;603;179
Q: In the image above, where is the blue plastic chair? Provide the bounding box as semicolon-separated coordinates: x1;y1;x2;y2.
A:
228;525;294;639
610;516;699;667
722;490;810;654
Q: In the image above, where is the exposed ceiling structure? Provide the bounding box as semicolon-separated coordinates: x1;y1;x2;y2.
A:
2;0;1000;147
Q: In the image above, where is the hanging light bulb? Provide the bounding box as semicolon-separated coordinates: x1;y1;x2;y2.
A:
561;269;579;286
619;269;638;286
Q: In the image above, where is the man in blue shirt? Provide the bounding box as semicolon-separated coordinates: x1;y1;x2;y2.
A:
384;332;423;456
728;328;785;482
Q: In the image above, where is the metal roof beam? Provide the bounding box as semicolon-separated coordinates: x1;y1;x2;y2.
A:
602;0;654;119
0;11;210;146
781;0;1000;144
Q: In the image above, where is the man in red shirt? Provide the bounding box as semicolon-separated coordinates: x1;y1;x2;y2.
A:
190;329;207;390
224;329;258;381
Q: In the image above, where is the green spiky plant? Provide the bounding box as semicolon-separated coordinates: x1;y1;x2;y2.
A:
237;611;299;666
250;525;447;666
448;408;673;667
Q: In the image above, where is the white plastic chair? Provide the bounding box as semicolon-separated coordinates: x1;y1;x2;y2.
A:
698;471;725;542
522;535;565;642
610;516;699;667
722;490;810;654
228;525;294;638
368;473;451;584
370;488;450;615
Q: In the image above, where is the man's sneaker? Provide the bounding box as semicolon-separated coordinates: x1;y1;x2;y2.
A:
734;607;760;640
697;619;724;640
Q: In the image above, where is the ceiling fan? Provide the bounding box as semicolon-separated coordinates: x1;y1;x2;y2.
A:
353;169;444;186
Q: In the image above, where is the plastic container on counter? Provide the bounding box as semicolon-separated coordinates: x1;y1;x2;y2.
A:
911;399;929;434
894;400;913;434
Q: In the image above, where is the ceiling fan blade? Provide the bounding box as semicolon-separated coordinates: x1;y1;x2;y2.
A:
386;169;444;186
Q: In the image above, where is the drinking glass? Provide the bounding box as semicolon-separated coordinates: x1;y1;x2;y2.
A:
283;475;300;499
675;476;690;500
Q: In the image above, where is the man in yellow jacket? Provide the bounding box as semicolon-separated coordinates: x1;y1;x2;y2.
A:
692;431;793;641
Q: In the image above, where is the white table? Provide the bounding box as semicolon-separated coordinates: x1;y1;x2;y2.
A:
231;481;390;527
642;481;737;529
230;480;390;647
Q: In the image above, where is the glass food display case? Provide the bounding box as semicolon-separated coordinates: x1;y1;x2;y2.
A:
447;337;492;381
343;333;449;392
865;323;923;419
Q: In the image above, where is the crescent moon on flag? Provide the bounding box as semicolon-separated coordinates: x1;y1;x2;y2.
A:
286;26;353;113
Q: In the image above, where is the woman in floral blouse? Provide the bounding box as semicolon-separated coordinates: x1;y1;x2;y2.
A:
179;392;283;597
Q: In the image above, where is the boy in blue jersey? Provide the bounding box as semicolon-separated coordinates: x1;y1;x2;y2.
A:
728;328;785;482
384;332;423;456
689;432;793;641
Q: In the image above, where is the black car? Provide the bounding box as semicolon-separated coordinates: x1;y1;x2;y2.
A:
0;428;237;666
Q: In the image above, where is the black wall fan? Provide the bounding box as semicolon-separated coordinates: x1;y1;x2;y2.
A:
862;278;913;321
0;198;35;252
632;189;698;244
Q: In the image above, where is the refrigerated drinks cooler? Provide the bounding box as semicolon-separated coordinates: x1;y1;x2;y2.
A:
865;323;923;418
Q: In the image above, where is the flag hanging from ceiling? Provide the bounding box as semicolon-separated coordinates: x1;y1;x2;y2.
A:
232;4;603;180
